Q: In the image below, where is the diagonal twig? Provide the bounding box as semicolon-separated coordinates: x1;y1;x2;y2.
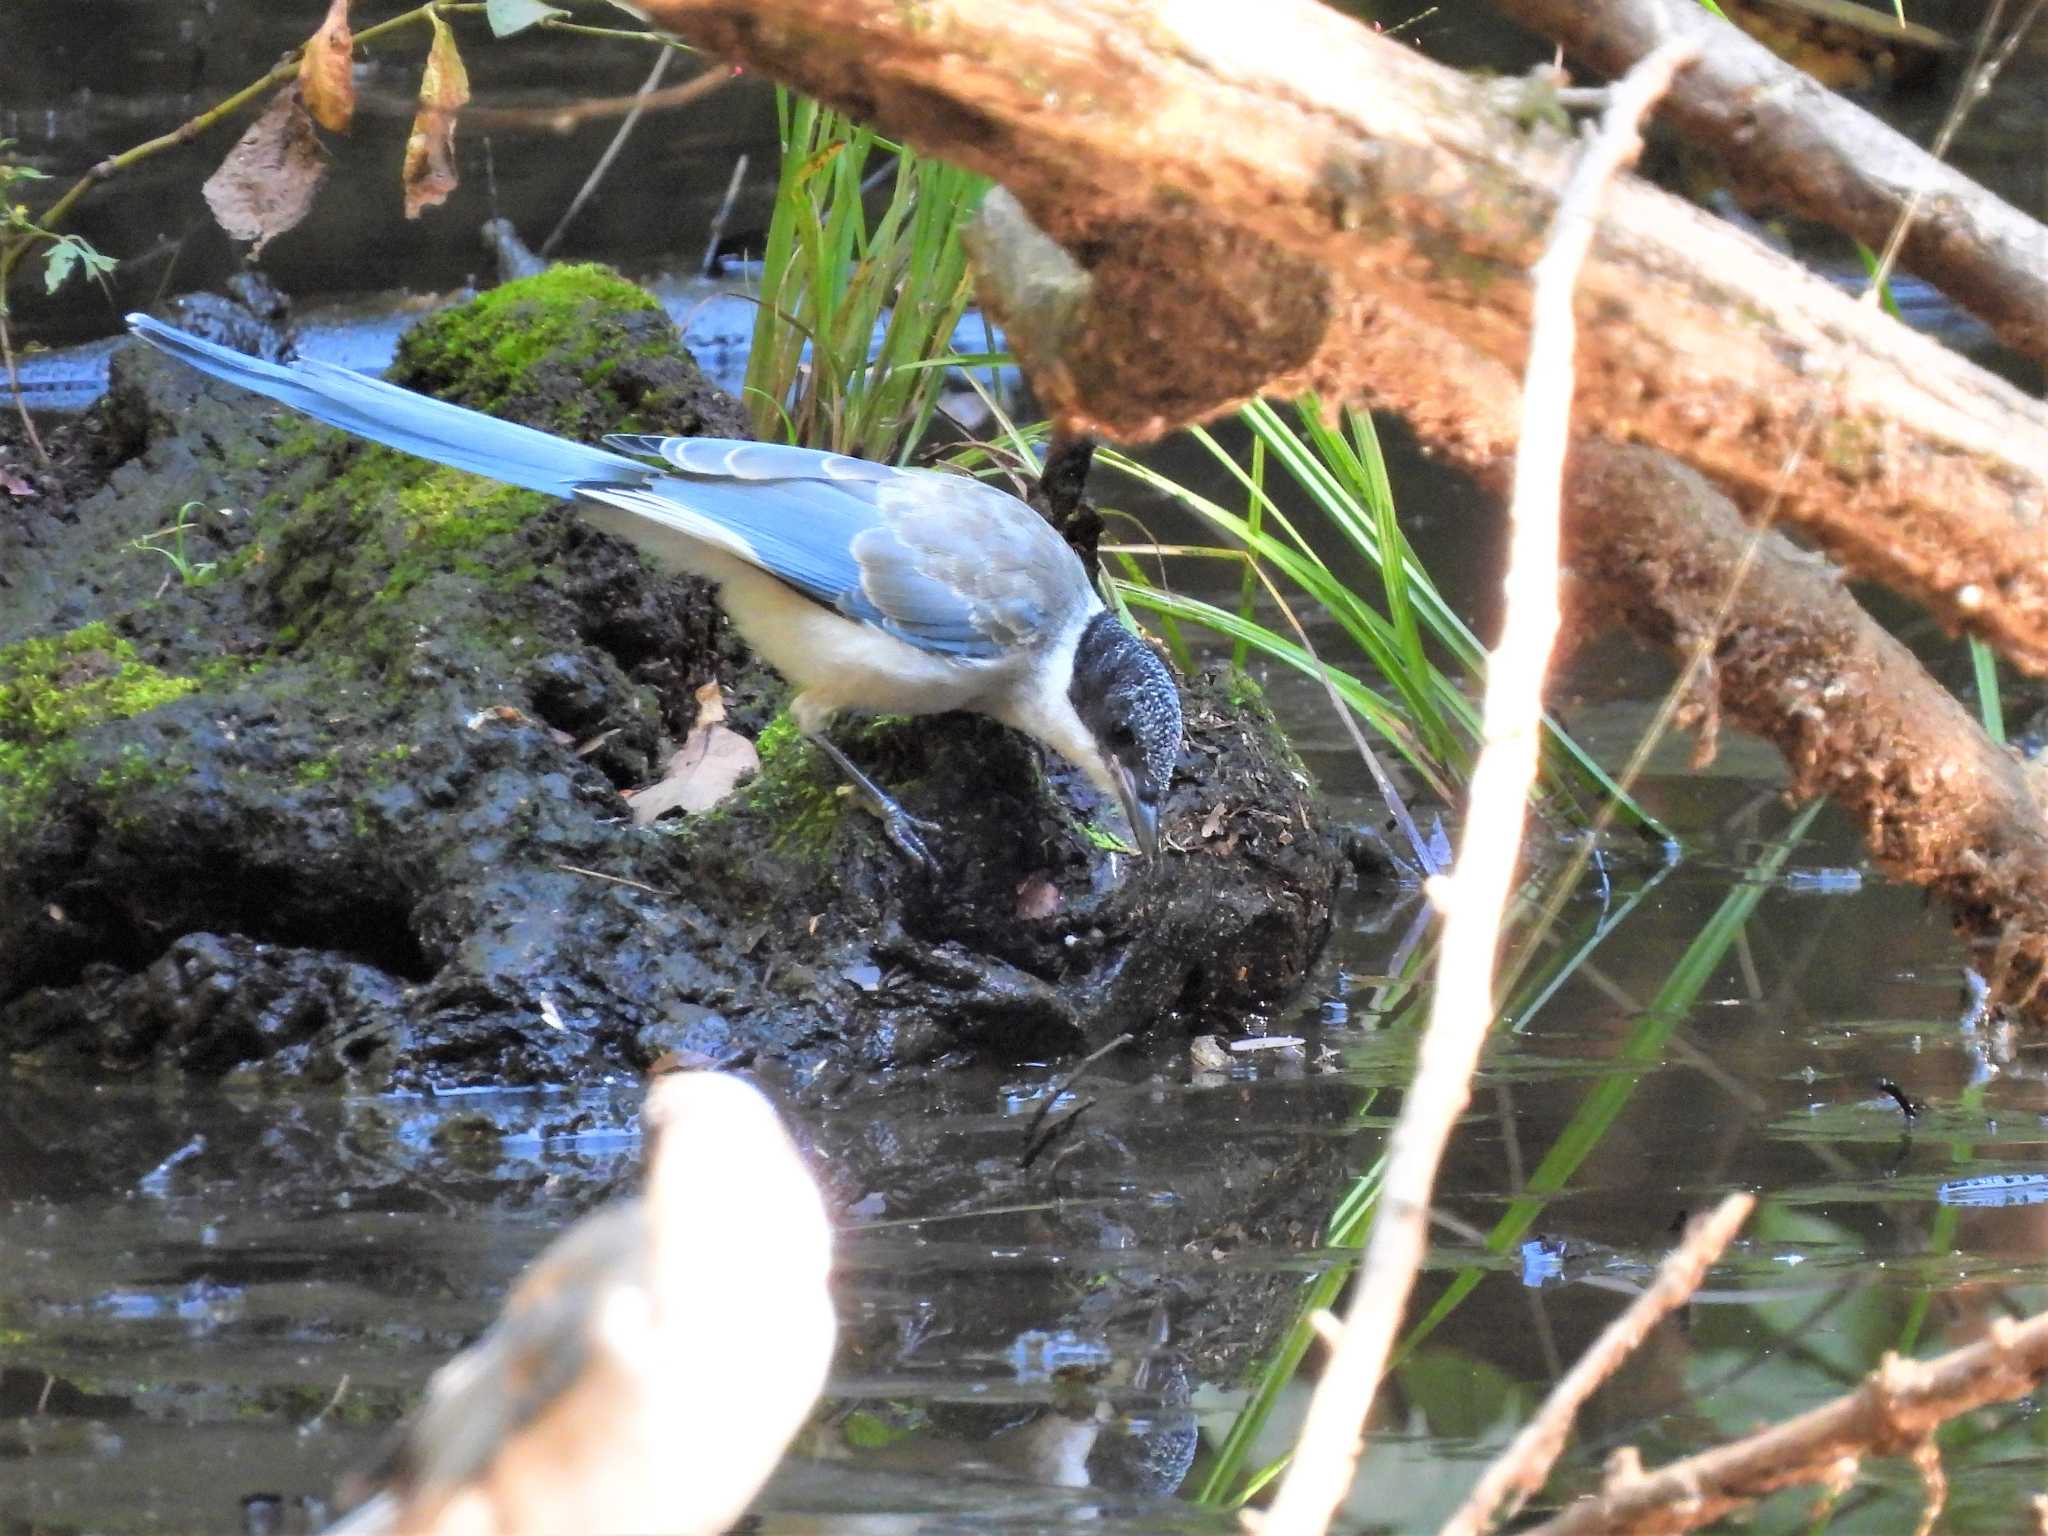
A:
1440;1192;1754;1536
1251;39;1701;1536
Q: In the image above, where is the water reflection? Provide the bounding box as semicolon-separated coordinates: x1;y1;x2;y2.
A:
8;762;2048;1534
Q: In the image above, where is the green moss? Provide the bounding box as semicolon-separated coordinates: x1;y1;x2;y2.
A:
239;265;702;686
95;743;174;793
365;741;414;788
368;467;551;604
195;654;258;688
392;262;668;435
396;468;551;552
1224;668;1268;709
0;624;199;828
751;713;806;765
1;624;199;746
293;757;337;786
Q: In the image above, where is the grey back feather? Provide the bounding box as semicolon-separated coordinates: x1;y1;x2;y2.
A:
603;436;1094;659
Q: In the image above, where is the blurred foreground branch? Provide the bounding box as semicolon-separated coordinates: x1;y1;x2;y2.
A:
1530;1307;2048;1535
1257;45;1696;1535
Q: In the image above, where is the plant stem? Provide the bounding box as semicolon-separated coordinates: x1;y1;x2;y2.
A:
0;309;50;466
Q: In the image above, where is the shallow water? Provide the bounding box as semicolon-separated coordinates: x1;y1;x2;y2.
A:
9;680;2047;1534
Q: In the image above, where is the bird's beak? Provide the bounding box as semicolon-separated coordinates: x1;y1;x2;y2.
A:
1111;757;1159;857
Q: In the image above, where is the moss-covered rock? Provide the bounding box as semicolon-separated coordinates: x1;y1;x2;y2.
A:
0;622;201;827
392;263;747;442
0;267;1345;1090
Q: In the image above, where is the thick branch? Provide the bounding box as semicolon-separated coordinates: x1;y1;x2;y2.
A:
1494;0;2048;365
1529;1310;2048;1535
1563;440;2048;1010
638;0;2048;674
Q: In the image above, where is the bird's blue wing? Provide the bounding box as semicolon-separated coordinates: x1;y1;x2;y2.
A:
589;440;1092;659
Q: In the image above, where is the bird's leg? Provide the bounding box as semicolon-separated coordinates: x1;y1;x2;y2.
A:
806;733;941;874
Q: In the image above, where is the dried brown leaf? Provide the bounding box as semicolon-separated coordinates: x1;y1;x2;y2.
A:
1015;873;1062;921
202;88;329;257
402;12;471;219
625;687;759;825
299;0;356;133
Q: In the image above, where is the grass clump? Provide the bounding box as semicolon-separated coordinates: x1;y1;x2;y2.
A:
744;90;987;462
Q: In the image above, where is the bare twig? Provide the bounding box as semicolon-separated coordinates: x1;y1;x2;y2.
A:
0;310;49;466
1530;1307;2048;1535
554;863;680;899
1442;1192;1754;1536
1019;1032;1131;1163
701;152;750;275
1253;41;1698;1536
301;1372;352;1433
468;58;733;136
541;46;673;257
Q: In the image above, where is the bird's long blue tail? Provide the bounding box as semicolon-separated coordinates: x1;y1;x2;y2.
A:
125;313;647;499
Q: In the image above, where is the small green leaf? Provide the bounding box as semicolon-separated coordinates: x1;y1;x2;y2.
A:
1080;822;1138;854
42;240;78;294
841;1410;917;1450
44;235;116;293
486;0;568;37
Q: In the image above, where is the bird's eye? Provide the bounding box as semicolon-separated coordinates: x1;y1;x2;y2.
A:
1110;723;1136;747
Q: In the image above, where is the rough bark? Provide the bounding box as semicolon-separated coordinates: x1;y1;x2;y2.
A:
1496;0;2048;365
633;0;2048;674
1563;441;2048;1009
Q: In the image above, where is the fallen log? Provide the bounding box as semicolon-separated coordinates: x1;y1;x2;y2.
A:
635;0;2048;671
1563;440;2048;1008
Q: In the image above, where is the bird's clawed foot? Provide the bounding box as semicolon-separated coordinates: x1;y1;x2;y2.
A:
874;803;944;875
807;732;943;876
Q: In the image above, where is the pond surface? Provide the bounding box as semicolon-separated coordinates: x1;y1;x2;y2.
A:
9;658;2045;1534
7;2;2048;1532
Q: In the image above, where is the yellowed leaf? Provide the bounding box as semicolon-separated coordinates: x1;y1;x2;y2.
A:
624;687;759;825
202;88;329;258
401;12;471;219
299;0;356;133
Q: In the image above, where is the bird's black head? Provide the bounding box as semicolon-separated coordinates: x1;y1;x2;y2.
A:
1068;611;1182;856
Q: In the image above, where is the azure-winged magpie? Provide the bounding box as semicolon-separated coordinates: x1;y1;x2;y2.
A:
126;313;1182;866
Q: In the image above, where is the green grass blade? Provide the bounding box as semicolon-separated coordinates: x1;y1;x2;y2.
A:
1401;799;1825;1357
